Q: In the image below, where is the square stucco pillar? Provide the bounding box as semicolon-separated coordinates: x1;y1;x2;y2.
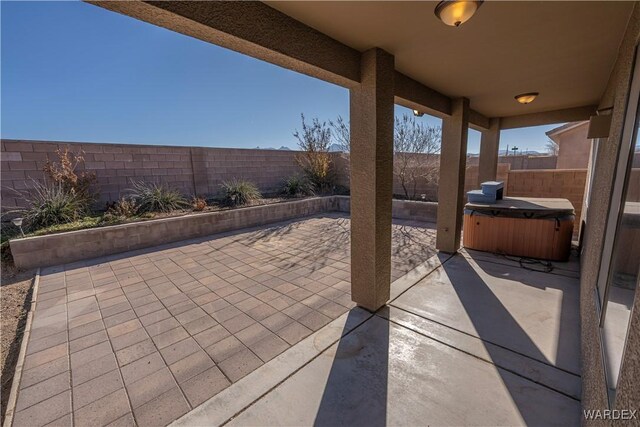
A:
436;97;470;254
478;118;501;184
349;48;395;312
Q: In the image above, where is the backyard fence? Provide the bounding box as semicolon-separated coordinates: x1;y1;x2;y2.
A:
2;140;592;219
1;140;302;208
505;169;588;226
466;154;558;170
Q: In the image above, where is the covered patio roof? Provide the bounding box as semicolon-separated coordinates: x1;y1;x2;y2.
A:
91;0;632;128
267;1;632;119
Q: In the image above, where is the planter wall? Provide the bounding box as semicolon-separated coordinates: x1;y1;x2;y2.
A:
334;195;438;222
10;196;436;269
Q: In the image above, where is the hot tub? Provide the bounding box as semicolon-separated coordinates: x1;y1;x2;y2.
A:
463;197;575;261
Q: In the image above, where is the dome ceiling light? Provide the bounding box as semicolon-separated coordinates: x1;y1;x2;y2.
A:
434;1;484;27
515;92;539;104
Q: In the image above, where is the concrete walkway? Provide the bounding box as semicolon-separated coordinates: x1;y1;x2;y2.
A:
176;249;582;426
7;213;436;427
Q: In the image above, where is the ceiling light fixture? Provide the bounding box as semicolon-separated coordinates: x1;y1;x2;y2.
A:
515;92;539;104
413;110;424;117
434;1;484;27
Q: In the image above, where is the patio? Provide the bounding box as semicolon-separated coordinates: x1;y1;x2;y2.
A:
180;249;582;426
7;210;583;426
8;213;437;427
4;0;638;423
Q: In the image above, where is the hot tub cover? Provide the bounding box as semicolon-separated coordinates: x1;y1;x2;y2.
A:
465;197;575;220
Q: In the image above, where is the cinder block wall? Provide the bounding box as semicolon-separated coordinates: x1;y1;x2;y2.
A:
464;163;511;196
193;147;303;196
467;154;558;170
506;169;588;226
1;139;304;209
2;140;599;219
332;152;441;200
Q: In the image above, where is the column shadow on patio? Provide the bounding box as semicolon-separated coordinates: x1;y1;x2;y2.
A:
313;310;390;427
418;254;581;425
458;251;580;375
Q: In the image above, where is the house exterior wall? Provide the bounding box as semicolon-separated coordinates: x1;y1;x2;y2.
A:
550;122;592;169
579;2;640;419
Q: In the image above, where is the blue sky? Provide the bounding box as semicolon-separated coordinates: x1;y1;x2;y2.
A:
1;1;557;153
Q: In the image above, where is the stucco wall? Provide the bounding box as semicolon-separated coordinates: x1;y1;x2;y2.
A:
579;2;640;420
552;122;592;169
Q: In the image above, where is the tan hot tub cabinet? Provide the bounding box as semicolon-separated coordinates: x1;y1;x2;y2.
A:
463;197;575;261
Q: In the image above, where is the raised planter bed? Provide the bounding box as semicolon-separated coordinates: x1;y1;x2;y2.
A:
10;196;437;269
333;196;438;222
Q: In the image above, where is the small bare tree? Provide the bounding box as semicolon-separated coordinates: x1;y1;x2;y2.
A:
329;115;351;185
394;114;441;200
329;115;350;153
296;113;441;199
293;114;334;193
545;139;559;156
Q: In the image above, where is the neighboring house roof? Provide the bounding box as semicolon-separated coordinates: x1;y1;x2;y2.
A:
545;121;589;142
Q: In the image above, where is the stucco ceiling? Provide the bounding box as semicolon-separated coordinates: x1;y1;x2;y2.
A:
266;1;633;118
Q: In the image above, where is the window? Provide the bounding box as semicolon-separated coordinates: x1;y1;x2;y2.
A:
597;44;640;405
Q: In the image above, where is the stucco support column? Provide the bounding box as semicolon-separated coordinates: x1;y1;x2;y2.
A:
436;98;470;253
478;118;501;183
349;48;395;312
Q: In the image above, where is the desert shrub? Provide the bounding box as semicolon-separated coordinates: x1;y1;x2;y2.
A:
105;197;138;218
192;196;207;211
293;114;336;194
220;179;261;207
16;181;88;230
282;175;315;198
127;181;187;213
43;146;96;204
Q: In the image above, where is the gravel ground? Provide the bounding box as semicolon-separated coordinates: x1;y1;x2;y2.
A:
1;264;35;423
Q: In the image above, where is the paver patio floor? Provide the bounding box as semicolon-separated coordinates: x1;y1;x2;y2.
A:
207;250;581;426
10;213;436;427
